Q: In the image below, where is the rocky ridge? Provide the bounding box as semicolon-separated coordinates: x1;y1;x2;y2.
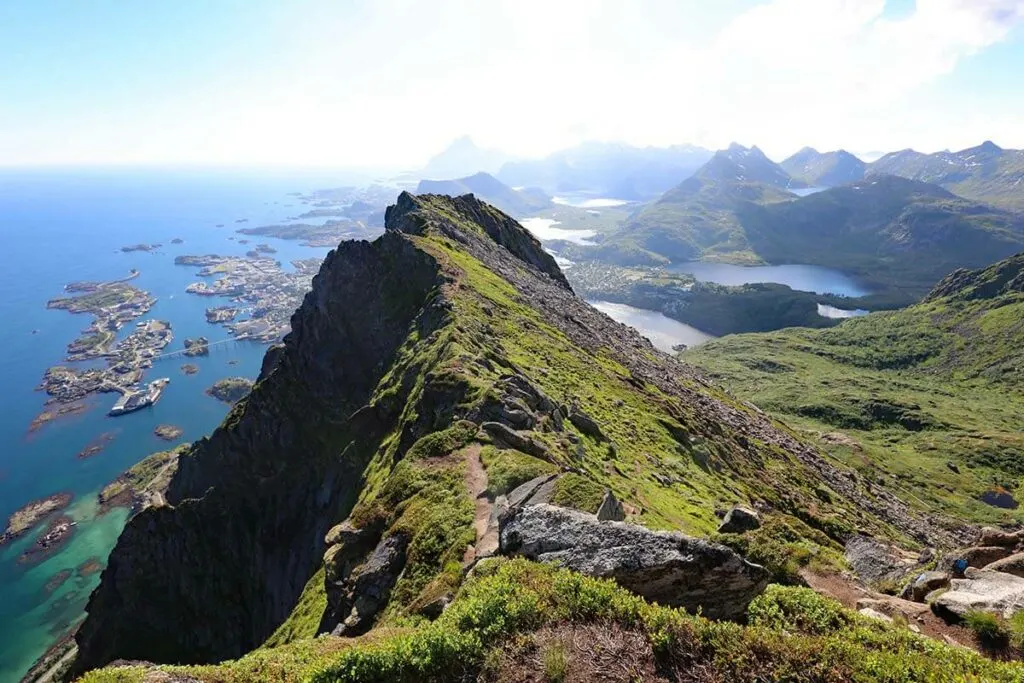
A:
74;191;975;676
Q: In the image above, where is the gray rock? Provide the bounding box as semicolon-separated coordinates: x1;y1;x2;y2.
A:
961;546;1013;569
499;504;768;620
596;490;625;522
844;535;918;584
983;552;1024;578
717;506;761;534
331;533;409;636
506;474;559;508
932;568;1024;619
568;409;605;441
978;526;1024;548
859;607;893;622
481;422;549;458
899;571;951;602
856;596;931;621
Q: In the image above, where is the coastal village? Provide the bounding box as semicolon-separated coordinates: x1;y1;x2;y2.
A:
176;254;323;342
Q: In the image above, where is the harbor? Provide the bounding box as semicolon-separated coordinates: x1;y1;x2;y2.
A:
108;378;170;416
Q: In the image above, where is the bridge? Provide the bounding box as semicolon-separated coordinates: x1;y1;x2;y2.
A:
152;337;250;361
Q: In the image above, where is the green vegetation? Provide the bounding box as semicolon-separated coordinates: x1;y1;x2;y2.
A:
262;566;328;648
479;446;556;496
715;514;846;584
548;473;605;514
684;254;1024;528
779;147;866;187
85;560;1024;683
964;610;1010;648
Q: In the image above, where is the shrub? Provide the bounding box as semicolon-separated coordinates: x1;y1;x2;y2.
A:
964;610;1009;647
542;642;568;683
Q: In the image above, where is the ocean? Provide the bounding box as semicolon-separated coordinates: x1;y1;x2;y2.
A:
0;167;370;682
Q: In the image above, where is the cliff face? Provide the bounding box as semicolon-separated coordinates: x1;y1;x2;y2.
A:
76;192;958;674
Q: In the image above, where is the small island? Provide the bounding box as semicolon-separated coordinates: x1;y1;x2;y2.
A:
206;377;253;403
205;306;239;323
153;424;183;441
183;336;210;356
19;515;76;565
180;363;199;375
255;243;277;254
76;431;117;459
1;492;73;545
120;243;161;253
170;238;184;244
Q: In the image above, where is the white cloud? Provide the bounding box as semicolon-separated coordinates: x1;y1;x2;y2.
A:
3;0;1023;165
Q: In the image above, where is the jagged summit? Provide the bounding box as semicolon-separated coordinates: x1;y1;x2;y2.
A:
385;191;570;289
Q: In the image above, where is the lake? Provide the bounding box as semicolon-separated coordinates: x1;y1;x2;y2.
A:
551;195;631;208
668;261;870;297
817;303;869;319
588;301;714;353
520;218;597;245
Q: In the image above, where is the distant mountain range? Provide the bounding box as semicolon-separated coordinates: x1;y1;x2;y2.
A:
496;141;713;200
421;136;514;179
584;145;1024;297
869;141;1024;211
415;172;550;217
780;147;867;187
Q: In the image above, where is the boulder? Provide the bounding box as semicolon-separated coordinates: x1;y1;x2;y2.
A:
983;552;1024;578
978;526;1024;548
899;571;951;602
506;473;560;508
330;533;409;636
961;546;1013;569
856;596;931;621
568;408;605;441
844;535;919;584
481;422;549;459
596;490;626;522
499;504;768;620
717;506;761;534
858;607;893;623
932;568;1024;620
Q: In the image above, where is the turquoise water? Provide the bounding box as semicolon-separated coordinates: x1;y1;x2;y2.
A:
0;168;372;682
668;261;870;297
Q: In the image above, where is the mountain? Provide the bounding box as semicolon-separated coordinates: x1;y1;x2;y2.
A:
869;141;1024;211
69;192;1010;682
736;175;1024;294
497;141;713;200
421;136;513;179
780;147;867;187
416;172;551;217
599;144;805;264
685;252;1024;539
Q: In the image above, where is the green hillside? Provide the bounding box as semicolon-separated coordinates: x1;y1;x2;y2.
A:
68;194;1022;682
685;252;1024;531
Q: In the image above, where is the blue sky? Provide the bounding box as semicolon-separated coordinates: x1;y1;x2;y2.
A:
2;0;1023;167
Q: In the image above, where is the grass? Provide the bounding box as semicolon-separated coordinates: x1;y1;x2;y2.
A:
684;288;1024;529
85;560;1024;682
542;642;568;682
479;446;557;496
261;566;328;648
964;610;1010;648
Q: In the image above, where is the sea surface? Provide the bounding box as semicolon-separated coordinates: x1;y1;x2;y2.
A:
0;167;367;682
519;217;597;245
668;261;870;297
589;300;714;352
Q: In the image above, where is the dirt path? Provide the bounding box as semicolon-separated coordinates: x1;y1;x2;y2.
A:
463;444;498;564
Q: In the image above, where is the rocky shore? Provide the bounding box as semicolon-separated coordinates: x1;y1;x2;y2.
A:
76;431;117;459
153;424;183;441
177;254;324;342
18;515;76;565
1;492;73;545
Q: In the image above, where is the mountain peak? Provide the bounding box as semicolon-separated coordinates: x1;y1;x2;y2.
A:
926;252;1024;302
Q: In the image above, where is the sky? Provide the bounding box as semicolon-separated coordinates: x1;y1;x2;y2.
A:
2;0;1024;168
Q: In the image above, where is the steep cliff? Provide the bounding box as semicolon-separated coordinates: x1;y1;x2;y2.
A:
76;192;972;677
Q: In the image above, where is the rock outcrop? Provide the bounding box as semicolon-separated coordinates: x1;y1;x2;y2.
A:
983;552;1024;578
499;504;769;619
717;506;761;534
933;568;1024;619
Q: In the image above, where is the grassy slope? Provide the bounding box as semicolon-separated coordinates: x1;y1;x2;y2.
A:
81;560;1024;683
75;196;1014;682
684;286;1024;529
